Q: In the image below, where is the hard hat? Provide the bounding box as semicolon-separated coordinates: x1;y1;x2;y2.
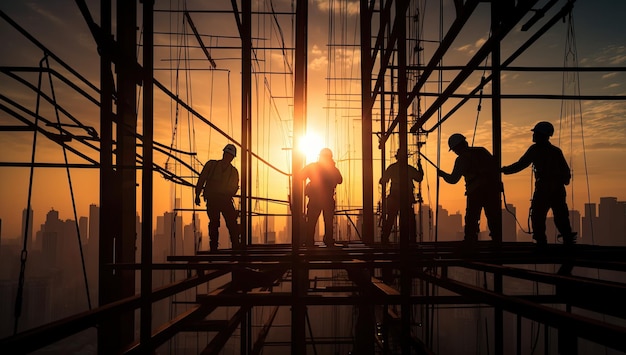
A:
319;148;333;158
223;143;237;157
448;133;466;151
531;121;554;137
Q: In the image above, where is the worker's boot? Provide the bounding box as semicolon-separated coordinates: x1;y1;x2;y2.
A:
231;235;243;250
209;240;219;253
533;234;547;248
560;232;577;246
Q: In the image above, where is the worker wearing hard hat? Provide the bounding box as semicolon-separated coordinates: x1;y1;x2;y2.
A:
502;121;577;246
298;148;343;247
438;133;502;243
379;149;424;244
195;143;241;252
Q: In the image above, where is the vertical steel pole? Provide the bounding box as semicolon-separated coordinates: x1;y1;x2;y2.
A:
241;2;252;351
241;0;251;249
140;0;154;351
115;0;137;347
396;1;412;354
360;0;374;245
292;0;308;353
98;0;114;353
492;2;504;355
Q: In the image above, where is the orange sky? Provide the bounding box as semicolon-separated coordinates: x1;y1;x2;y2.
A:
0;0;624;242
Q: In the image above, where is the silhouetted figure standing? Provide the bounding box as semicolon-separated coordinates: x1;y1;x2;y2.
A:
195;144;241;252
502;121;576;246
379;150;424;244
438;133;502;242
299;148;343;247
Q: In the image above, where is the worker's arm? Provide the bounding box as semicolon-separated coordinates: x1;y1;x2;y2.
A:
195;163;211;205
502;147;533;175
438;159;462;184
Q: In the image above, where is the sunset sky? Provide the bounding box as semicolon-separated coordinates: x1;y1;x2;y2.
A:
0;0;624;242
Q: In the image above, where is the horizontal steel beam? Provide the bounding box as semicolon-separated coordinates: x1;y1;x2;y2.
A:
413;268;626;353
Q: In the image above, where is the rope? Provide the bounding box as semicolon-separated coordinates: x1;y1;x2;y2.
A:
470;37;491;147
502;183;531;235
559;10;595;246
14;55;93;335
44;55;92;310
13;55;45;335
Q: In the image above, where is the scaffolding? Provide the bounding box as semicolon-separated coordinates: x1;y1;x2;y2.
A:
2;1;626;354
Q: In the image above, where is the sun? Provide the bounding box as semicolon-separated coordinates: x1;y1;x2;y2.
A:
298;132;324;164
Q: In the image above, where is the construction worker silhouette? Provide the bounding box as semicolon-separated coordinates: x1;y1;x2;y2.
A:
299;148;343;247
502;121;576;246
379;149;424;244
195;143;241;252
438;134;502;242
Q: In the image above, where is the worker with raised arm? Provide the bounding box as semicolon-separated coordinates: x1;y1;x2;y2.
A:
438;133;502;243
502;121;576;246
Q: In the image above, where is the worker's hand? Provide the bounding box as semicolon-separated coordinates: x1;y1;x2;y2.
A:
194;196;201;206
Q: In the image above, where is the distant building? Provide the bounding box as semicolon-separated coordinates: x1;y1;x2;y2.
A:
153;210;186;255
21;208;33;246
436;205;462;241
582;203;599;245
502;204;517;242
87;204;99;304
598;197;626;246
416;204;433;242
79;216;88;246
265;231;276;244
570;209;581;239
182;214;202;252
546;209;580;244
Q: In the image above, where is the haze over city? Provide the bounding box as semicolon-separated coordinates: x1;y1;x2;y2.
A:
0;0;625;240
1;0;625;354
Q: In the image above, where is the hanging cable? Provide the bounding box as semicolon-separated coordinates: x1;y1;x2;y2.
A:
44;54;92;310
13;55;45;335
470;34;491;147
559;9;595;246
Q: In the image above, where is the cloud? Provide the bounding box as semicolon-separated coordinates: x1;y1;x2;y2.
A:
602;72;618;79
311;44;324;56
26;3;68;29
586;142;626;150
309;55;328;71
455;44;474;55
455;36;488;56
588;45;626;65
603;83;621;89
308;44;328;71
610;54;626;65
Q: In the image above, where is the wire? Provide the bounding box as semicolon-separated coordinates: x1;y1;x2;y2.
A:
502;183;531;235
44;55;92;310
471;34;491;147
13;56;45;336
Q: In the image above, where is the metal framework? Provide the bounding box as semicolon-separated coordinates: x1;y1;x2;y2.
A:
1;0;626;354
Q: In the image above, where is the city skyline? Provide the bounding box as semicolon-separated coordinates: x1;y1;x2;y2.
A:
1;1;625;353
1;0;625;248
2;196;625;352
3;195;624;247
